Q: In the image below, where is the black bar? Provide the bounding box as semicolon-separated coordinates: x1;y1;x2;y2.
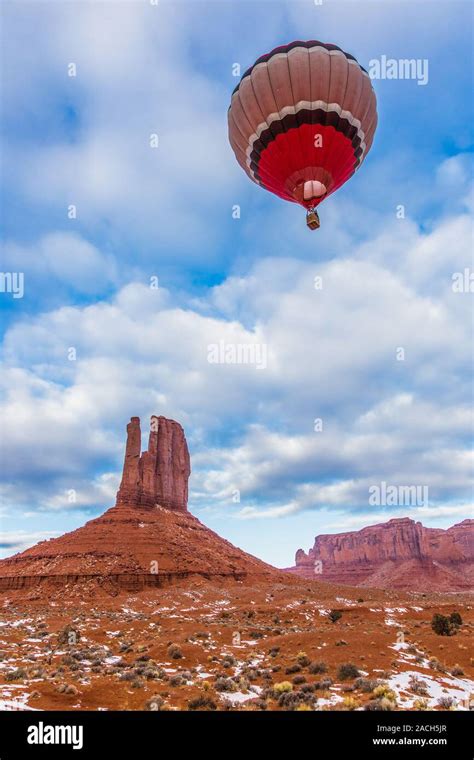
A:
0;710;472;758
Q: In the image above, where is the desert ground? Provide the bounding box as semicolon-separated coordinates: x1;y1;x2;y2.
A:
1;579;472;712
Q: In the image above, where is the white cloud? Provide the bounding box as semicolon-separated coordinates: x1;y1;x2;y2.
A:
0;529;61;554
0;204;472;522
3;0;240;257
1;233;117;296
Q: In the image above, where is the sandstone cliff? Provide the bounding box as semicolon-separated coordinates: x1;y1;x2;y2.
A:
116;416;190;512
289;517;474;591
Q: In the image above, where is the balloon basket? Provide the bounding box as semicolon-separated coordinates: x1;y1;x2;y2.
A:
306;209;320;230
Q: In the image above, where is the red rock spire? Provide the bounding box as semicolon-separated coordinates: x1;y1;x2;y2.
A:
116;415;190;511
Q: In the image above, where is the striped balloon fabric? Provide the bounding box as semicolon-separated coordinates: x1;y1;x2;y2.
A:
228;41;378;228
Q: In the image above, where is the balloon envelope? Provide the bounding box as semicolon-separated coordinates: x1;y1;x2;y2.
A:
228;41;377;219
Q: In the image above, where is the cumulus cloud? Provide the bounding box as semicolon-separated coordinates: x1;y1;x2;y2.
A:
2;0;241;261
0;530;62;554
1;203;472;526
1;232;117;301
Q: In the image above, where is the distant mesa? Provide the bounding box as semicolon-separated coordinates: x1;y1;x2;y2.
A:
287;517;474;592
0;416;281;594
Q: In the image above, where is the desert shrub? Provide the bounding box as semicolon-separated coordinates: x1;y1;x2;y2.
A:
449;611;463;627
413;698;429;711
314;677;333;690
278;690;316;710
337;663;360;681
143;668;160;680
295;703;312;711
364;696;396;711
278;692;301;709
431;613;457;637
357;598;364;603
378;697;396;710
335;639;348;646
373;685;397;703
29;667;46;679
187;696;217;711
145;695;164;711
268;647;280;658
301;683;315;693
309;661;328;674
428;657;447;673
451;664;464;676
408;675;429;696
120;671;136;682
273;681;293;694
169;675;184;687
6;668;27;681
364;699;381;711
354;677;381;693
296;652;311;667
167;644;183;659
292;675;306;685
329;610;342;623
438;696;456;709
57;625;80;647
285;663;302;675
215;677;235;693
341;696;360;710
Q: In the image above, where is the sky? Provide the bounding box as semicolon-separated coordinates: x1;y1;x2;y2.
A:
0;0;473;567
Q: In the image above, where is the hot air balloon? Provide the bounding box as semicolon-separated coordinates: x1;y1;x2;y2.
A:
228;41;377;229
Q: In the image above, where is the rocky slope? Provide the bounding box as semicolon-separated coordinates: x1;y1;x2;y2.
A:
0;416;281;592
288;518;474;591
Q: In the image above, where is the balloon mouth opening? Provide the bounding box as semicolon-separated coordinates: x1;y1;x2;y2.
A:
303;179;327;200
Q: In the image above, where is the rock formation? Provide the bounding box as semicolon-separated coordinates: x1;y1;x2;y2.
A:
288;517;474;591
116;416;190;512
0;415;282;593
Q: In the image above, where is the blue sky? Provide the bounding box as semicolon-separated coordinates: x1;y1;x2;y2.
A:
0;0;473;566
